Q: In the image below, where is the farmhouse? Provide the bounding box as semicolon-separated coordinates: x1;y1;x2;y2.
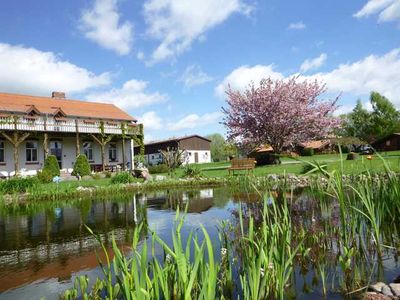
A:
135;135;211;166
0;91;143;177
372;133;400;151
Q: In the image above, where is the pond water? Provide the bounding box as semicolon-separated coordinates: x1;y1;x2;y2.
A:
0;187;398;299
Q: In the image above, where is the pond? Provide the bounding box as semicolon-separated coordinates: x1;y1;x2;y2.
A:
0;187;399;299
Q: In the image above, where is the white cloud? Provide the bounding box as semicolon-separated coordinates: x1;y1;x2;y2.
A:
354;0;400;22
0;43;110;96
300;53;327;73
288;21;306;30
80;0;133;55
215;64;283;98
139;111;163;130
217;48;400;107
178;65;213;87
308;49;400;105
86;79;167;110
167;112;222;131
143;0;253;64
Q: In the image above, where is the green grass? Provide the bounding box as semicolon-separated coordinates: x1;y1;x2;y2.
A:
167;151;400;178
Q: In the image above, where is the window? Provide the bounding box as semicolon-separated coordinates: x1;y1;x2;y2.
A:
386;140;391;146
108;143;117;162
151;155;154;160
83;142;93;161
0;141;4;163
26;141;38;162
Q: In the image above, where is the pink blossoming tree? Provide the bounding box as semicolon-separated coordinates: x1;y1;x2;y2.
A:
222;77;341;155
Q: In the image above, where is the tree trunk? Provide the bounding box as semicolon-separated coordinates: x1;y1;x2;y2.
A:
2;131;30;176
43;133;49;159
90;134;113;173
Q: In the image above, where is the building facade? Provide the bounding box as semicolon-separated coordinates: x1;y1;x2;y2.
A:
0;92;143;177
372;133;400;151
135;135;212;166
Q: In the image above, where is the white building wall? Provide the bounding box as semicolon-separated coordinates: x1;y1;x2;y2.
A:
0;136;133;176
183;150;211;164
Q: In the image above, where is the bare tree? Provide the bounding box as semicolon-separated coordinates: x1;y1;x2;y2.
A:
159;147;185;175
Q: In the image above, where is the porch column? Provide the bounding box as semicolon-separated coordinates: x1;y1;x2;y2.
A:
130;138;134;170
121;137;126;171
75;120;80;157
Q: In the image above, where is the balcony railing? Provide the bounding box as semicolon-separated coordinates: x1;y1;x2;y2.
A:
0;116;141;136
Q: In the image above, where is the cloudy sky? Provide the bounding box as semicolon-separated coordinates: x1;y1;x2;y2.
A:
0;0;398;141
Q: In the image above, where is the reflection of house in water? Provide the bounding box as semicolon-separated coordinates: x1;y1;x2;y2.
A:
146;189;214;213
0;196;147;292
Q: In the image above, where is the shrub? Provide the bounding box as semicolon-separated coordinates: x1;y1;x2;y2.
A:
148;164;169;174
91;173;102;180
347;152;359;161
104;171;112;178
37;169;53;183
43;155;60;177
183;164;202;178
72;155;91;177
111;172;134;184
0;176;39;194
301;148;314;156
300;161;328;174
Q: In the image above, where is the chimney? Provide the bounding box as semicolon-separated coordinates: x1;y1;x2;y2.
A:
51;91;66;99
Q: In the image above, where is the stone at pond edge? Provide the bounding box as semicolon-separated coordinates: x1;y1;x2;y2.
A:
370;282;387;293
382;285;394;297
390;283;400;297
365;292;393;300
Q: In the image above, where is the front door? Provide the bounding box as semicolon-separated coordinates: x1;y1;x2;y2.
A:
194;152;199;163
50;141;62;168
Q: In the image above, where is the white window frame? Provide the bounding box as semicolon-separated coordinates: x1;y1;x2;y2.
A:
0;140;4;163
83;142;93;161
26;141;38;162
108;143;117;162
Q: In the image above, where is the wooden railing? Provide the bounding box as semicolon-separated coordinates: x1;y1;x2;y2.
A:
0;116;141;136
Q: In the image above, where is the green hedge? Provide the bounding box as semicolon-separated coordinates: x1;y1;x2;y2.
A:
301;148;314;156
111;172;134;184
72;155;91;177
148;164;169;174
0;177;39;194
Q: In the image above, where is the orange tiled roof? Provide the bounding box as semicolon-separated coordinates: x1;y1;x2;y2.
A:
300;140;330;149
0;92;136;121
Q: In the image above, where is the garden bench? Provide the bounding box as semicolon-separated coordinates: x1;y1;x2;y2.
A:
228;158;256;175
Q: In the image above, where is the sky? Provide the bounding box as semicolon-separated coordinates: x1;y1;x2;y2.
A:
0;0;399;142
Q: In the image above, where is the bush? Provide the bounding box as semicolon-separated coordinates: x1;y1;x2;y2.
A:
111;172;134;184
148;164;169;174
72;155;91;177
301;148;314;156
300;161;328;174
0;176;39;194
42;155;60;177
183;164;202;178
37;169;53;183
104;171;112;178
347;152;359;161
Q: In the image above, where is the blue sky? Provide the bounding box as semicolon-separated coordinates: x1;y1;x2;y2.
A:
0;0;399;141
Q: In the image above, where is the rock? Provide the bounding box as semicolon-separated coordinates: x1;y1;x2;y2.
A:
133;168;152;181
76;186;94;192
364;292;392;300
382;285;393;297
155;175;166;181
370;282;387;293
389;283;400;297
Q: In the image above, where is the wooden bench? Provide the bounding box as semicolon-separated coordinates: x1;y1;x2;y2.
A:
228;158;256;175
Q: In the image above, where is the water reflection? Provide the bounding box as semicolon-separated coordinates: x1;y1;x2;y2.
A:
0;188;231;299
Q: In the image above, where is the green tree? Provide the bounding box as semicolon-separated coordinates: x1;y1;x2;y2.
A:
342;92;400;143
206;133;238;162
369;92;400;140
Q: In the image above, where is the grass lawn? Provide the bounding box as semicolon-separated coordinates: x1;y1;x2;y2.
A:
168;151;400;178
